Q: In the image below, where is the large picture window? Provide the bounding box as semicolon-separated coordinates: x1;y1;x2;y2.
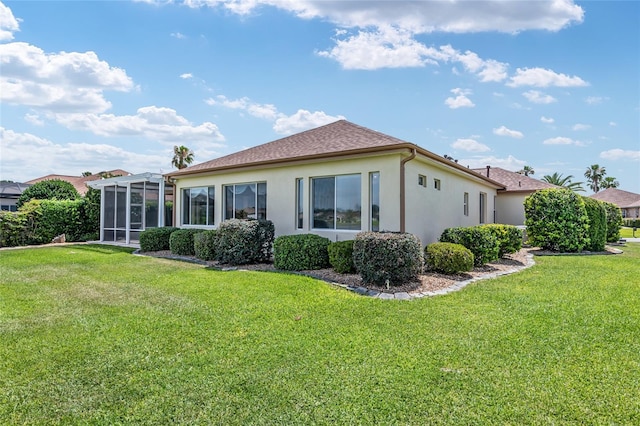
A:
224;182;267;220
312;174;361;230
182;186;215;225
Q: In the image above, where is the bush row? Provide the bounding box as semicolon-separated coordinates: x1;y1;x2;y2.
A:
624;218;640;229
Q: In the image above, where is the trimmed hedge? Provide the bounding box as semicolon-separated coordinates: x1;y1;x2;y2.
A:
215;219;275;265
194;230;218;261
601;201;622;243
440;226;499;266
328;240;355;274
524;188;589;252
139;227;178;252
353;232;423;286
16;179;80;209
0;210;31;247
273;234;330;271
170;229;204;256
624;218;640;228
582;197;607;252
481;224;523;257
425;242;474;274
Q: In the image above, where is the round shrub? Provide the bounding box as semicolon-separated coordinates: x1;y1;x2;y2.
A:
139;227;178;252
328;240;355;274
602;201;623;243
17;179;80;209
273;234;330;271
194;230;218;261
170;229;204;256
440;226;499;266
425;242;474;274
215;219;275;265
582;197;606;252
524;188;589;252
352;232;423;286
481;224;523;257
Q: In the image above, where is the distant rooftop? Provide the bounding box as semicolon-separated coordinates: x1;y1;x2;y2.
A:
471;167;557;192
26;170;130;195
589;188;640;208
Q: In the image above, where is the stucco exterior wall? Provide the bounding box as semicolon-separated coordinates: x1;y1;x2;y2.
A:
494;192;529;225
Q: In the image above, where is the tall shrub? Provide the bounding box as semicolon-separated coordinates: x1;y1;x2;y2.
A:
524;188;589;252
273;234;330;271
440;226;499;266
582;197;607;252
353;232;423;286
17;179;79;209
602;201;623;243
215;219;275;265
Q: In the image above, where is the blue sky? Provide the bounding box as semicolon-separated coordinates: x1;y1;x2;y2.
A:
1;0;638;193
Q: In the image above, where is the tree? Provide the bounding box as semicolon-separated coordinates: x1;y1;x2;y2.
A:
82;171;93;177
16;179;80;209
172;145;194;170
584;164;606;193
517;165;535;176
541;172;585;192
601;176;620;189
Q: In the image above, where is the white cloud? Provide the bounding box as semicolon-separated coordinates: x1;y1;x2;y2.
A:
493;125;524;139
445;88;475;109
522;90;557;104
0;1;20;41
609;121;617;127
171;32;186;39
572;123;590;131
273;110;344;135
180;73;193;79
451;138;490;152
0;42;134;113
600;149;640;161
541;116;555;124
508;67;588;88
24;112;44;126
206;95;279;120
460;154;527;171
543;136;583;146
53;106;226;146
0;127;171;182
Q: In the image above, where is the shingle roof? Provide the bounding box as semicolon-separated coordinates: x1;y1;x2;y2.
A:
168;120;410;176
26;169;130;195
589;188;640;208
471;167;558;192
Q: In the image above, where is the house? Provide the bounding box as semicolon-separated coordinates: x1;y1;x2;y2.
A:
163;120;505;245
471;166;558;226
0;182;32;212
589;188;640;219
26;169;130;196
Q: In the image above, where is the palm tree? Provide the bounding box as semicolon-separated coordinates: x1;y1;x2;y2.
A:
584;164;606;193
601;176;620;189
172;145;194;170
517;165;535;176
541;172;585;192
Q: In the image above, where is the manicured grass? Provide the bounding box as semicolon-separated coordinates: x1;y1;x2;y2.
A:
620;226;637;238
1;243;639;424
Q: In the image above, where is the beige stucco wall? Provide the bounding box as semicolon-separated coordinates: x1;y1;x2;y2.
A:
172;151;500;245
494;192;529;225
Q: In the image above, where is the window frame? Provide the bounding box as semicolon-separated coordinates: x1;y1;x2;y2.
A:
181;186;215;226
223;182;267;221
463;192;469;216
311;173;362;231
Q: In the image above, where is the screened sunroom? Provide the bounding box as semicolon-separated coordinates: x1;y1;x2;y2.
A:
87;173;173;245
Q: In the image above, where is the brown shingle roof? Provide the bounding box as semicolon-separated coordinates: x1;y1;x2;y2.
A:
26;169;130;195
167;120;410;176
471;167;558;192
589;188;640;208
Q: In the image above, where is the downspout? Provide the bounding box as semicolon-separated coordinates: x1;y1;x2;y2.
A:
399;148;417;233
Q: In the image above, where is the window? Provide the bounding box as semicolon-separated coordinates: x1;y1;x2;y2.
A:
296;178;304;229
434;178;441;190
418;174;426;187
463;192;469;216
182;186;215;225
224;182;266;220
312;174;361;230
479;192;487;224
370;172;380;232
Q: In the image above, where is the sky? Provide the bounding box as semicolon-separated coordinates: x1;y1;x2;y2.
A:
1;0;638;194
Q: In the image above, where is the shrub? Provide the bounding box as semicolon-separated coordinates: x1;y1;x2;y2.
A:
0;210;29;247
194;230;218;261
624;218;640;228
352;232;423;286
273;234;330;271
328;240;355;274
582;197;607;252
215;219;275;265
170;229;205;256
17;179;80;209
440;226;499;266
481;224;523;257
425;242;474;275
602;201;623;243
524;188;589;252
139;227;178;252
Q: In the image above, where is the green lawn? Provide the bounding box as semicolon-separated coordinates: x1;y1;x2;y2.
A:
620;226;637;238
1;244;639;425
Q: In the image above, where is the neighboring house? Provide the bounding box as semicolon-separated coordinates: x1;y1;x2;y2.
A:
590;188;640;219
26;169;130;196
471;166;558;226
164;120;505;245
0;182;31;212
